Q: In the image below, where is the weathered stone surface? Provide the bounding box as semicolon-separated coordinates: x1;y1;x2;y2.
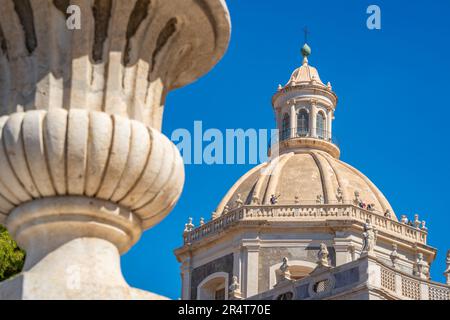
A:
0;238;168;300
0;0;231;300
0;0;230;129
334;267;359;289
0;109;184;227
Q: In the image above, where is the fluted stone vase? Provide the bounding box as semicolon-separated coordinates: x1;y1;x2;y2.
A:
0;0;230;299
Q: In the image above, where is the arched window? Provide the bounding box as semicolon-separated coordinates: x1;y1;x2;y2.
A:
281;113;290;140
316;112;326;139
297;109;309;136
197;272;229;300
270;260;316;289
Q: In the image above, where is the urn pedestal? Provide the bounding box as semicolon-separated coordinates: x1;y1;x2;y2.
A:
0;0;230;299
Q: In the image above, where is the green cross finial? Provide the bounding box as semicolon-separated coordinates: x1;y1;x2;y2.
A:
301;27;311;58
304;26;309;44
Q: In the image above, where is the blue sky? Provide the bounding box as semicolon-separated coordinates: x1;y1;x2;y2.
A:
122;1;450;299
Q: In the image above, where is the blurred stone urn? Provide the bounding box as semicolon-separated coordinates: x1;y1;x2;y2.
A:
0;0;230;299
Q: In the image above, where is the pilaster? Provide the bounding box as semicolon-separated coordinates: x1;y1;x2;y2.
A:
290;103;296;138
181;257;192;300
334;233;352;266
242;241;260;298
310;100;317;137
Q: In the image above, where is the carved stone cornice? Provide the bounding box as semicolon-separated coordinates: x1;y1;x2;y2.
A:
179;204;432;254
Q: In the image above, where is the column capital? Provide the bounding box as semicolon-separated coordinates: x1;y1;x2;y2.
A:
242;240;261;252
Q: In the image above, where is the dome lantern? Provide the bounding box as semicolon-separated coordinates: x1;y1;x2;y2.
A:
272;43;339;158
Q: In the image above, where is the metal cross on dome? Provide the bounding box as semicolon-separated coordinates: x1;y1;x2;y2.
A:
303;26;309;43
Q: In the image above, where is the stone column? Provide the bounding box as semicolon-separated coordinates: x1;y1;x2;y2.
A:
310;100;317;137
327;110;333;140
0;0;230;300
290;103;296;138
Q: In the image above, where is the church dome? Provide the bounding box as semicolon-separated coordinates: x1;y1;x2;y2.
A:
215;150;396;221
214;43;396;222
286;63;324;86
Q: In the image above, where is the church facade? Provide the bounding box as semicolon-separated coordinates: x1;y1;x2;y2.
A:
174;44;450;300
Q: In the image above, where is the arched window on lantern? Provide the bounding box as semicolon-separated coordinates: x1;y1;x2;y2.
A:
281;113;290;140
316;111;326;139
297;109;309;137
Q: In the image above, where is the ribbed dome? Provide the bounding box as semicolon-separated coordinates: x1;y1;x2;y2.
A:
286;61;324;86
215;150;396;220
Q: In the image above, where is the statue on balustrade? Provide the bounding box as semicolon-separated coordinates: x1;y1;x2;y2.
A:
317;243;330;267
413;253;430;280
275;257;291;284
361;219;377;257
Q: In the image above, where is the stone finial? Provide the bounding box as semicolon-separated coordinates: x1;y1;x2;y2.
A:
235;194;244;208
327;82;332;90
317;243;330;267
384;209;392;219
414;214;421;228
301;43;311;58
444;250;450;285
278;84;283;91
390;244;399;269
200;217;205;226
413;253;430;280
229;276;242;299
223;205;230;214
361;219;377;257
211;211;219;220
275;257;291;284
184;217;195;233
401;215;408;224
